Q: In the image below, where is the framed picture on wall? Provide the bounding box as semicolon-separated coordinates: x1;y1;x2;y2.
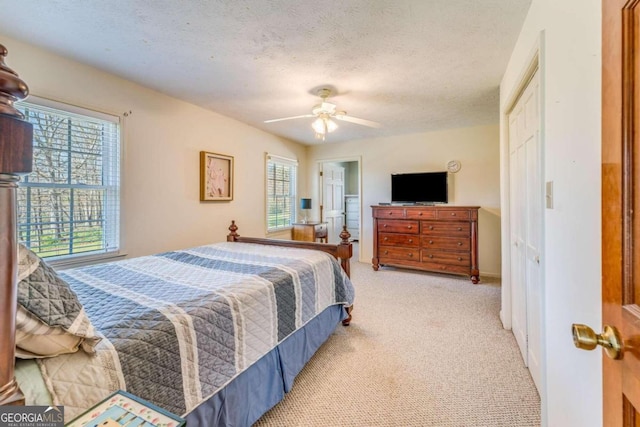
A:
200;151;234;201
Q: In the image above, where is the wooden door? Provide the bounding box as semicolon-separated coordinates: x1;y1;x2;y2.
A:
602;1;640;424
508;69;542;391
321;163;345;243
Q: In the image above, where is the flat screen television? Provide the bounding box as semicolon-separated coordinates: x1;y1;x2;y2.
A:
391;171;448;204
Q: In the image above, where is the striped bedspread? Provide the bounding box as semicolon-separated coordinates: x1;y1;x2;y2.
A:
38;242;354;421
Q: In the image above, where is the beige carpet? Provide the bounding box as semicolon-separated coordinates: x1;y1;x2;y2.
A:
255;259;541;427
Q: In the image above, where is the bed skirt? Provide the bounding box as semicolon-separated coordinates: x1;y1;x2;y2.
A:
185;304;347;426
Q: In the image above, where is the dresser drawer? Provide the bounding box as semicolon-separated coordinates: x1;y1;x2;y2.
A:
379;233;419;246
405;209;436;219
315;223;328;238
379;246;419;261
436;209;471;220
377;220;419;234
421;221;470;236
421;250;470;266
346;207;360;215
421;236;470;251
373;208;405;219
419;262;471;275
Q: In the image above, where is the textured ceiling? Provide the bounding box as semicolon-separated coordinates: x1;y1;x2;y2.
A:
0;0;530;145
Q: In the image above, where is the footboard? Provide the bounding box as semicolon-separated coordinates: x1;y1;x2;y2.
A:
226;220;353;325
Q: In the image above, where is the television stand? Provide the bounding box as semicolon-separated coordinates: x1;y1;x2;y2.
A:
371;205;480;283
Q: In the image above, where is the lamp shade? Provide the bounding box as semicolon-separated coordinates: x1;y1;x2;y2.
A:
300;198;312;210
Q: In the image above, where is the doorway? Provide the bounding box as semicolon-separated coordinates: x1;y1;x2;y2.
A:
318;159;361;250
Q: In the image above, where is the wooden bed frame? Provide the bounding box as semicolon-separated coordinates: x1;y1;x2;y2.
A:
0;43;32;407
0;43;353;408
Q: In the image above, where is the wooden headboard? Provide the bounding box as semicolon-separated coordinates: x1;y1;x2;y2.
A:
0;44;33;406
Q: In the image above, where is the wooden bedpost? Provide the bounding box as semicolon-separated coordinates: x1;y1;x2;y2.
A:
226;220;239;241
0;44;33;406
337;225;353;326
337;225;352;278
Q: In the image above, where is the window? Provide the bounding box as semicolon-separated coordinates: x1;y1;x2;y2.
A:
266;154;297;231
17;97;121;260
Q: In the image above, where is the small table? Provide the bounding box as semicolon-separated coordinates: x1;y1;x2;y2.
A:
292;222;328;243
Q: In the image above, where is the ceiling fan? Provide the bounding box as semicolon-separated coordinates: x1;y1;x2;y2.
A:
264;88;381;141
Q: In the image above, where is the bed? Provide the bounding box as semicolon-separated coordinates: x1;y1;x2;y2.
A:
12;223;354;426
12;222;355;426
0;43;354;427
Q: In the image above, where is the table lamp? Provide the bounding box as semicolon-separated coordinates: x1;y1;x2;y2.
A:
300;198;312;223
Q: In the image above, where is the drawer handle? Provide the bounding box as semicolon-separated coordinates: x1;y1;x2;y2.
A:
388;212;393;215
451;212;456;216
457;242;463;246
408;253;413;257
457;227;462;231
408;239;413;243
429;226;434;230
428;254;433;258
384;250;388;255
407;225;412;229
458;257;463;261
429;240;434;244
419;212;423;216
384;237;388;241
383;224;388;228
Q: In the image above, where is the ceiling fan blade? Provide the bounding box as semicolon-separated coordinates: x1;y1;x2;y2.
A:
264;114;314;123
335;114;381;128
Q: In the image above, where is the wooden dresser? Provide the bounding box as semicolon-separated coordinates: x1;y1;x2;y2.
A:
372;205;480;283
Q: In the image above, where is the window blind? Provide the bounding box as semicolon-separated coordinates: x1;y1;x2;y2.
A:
266;154;297;231
17;98;121;259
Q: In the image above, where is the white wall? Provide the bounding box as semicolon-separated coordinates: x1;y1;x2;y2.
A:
308;124;501;276
2;35;307;258
500;0;602;425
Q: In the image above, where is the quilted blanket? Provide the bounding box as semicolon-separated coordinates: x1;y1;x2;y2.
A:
37;242;355;421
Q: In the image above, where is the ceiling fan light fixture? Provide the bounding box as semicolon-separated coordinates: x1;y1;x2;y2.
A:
326;118;338;133
311;117;326;134
311;116;337;135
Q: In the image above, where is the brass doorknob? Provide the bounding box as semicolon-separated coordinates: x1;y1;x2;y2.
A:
572;324;622;360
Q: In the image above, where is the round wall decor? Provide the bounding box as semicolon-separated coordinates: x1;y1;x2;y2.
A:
447;160;462;173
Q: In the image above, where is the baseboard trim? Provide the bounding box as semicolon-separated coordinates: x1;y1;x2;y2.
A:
480;271;501;278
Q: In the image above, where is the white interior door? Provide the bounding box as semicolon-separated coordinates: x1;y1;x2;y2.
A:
508;69;542;391
510;117;527;363
321;163;345;243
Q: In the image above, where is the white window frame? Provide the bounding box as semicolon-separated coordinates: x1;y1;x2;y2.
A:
265;153;298;233
17;96;122;267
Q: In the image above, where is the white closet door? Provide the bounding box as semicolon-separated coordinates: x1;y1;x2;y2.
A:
510;108;528;363
524;72;541;391
508;69;541;391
